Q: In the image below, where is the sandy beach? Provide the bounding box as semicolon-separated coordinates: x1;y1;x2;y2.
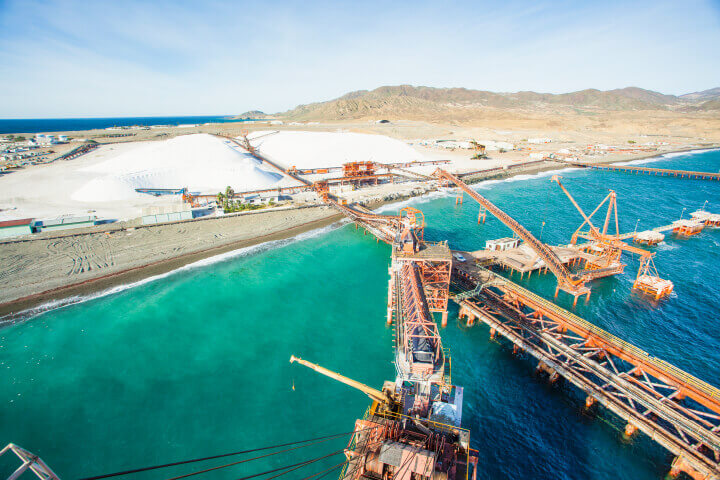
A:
0;205;343;318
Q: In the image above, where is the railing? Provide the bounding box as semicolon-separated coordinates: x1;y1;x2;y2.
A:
478;267;720;405
571;162;720;181
379;410;470;437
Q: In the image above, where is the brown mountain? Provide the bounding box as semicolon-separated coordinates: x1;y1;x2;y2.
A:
279;85;719;121
680;87;720;102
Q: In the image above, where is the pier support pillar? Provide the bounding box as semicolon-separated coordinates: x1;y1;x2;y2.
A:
585;396;596;408
513;344;522;355
459;306;475;327
536;362;559;383
669;456;705;480
489;328;496;340
624;424;637;437
441;310;448;328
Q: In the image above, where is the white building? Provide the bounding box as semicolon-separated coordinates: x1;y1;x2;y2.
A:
478;140;515;151
528;137;552;144
35;134;56;145
486;237;521;251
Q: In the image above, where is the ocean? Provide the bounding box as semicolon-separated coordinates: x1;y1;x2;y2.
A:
1;149;719;479
0;116;251;135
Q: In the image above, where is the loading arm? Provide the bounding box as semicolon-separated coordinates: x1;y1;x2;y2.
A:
290;355;394;406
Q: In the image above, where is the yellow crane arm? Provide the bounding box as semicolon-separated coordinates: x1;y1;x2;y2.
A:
290;355;392;406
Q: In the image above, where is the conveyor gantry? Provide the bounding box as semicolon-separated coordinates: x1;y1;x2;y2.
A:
434;169;591;304
454;267;720;480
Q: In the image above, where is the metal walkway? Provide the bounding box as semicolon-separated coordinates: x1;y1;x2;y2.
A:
455;268;720;480
570;162;720;182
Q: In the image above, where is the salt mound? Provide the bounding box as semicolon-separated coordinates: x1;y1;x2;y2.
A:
72;134;283;202
250;131;427;169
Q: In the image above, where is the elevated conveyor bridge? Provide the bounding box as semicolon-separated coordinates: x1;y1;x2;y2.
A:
567;161;720;182
434;169;591;304
453;266;720;480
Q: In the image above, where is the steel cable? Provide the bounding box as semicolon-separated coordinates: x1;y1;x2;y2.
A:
78;427;379;480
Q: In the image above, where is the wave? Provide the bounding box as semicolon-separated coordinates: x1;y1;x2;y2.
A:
373;189;453;213
474;166;581;190
655;242;678;252
0;221;347;326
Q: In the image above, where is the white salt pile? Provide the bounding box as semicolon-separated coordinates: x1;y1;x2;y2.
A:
249;131;428;169
72;134;284;202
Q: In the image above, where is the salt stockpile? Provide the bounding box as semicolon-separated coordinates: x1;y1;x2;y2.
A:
72;134;284;202
249;131;428;169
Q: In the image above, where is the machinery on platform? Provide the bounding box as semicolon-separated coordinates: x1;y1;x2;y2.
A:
290;353;477;480
550;175;673;299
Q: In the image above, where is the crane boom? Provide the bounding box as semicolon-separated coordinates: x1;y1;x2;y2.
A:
550;175;602;239
290;355;393;405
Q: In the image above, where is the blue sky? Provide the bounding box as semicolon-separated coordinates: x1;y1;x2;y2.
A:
1;0;719;118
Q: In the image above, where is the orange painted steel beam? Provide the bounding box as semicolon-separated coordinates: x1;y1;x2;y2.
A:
454;269;720;479
434;169;588;299
396;262;444;379
571;162;720;182
502;286;716;410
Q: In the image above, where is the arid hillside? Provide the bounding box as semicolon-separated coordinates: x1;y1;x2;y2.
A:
277;85;720;139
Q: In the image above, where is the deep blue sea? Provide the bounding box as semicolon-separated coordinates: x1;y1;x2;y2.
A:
0;149;718;480
0;116;253;135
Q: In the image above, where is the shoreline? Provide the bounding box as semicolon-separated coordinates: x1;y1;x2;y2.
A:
0;146;713;322
0;211;345;320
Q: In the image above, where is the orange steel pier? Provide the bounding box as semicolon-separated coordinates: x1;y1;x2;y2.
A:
322;167;720;479
569;162;720;182
303;188;476;480
453;266;720;480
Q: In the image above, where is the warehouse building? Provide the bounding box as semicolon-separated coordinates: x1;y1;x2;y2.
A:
141;204;193;225
0;218;34;239
34;215;97;232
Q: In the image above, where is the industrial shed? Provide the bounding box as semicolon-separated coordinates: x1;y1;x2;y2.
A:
0;218;34;239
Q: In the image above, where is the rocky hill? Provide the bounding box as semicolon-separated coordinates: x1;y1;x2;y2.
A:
279;85;720;121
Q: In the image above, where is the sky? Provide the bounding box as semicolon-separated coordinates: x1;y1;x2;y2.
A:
1;0;719;118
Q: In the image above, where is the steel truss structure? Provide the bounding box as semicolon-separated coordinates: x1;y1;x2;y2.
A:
456;270;720;480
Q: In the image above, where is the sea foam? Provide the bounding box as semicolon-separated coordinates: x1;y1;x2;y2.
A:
0;220;348;326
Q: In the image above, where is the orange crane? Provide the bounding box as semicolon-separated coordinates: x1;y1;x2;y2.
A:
551;175;673;299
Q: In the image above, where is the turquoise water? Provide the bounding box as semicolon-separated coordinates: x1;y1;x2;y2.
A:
1;149;719;479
